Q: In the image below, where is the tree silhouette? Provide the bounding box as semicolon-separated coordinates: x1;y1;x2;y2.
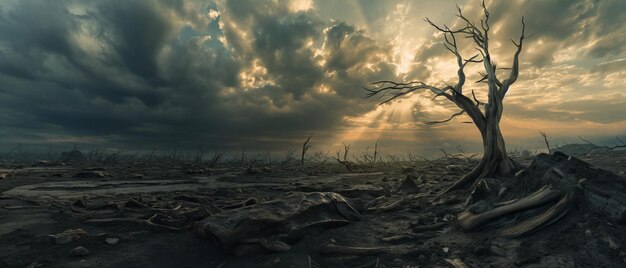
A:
366;1;528;193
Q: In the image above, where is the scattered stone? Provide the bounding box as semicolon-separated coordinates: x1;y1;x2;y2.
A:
0;173;7;180
37;160;49;166
105;237;120;245
498;187;508;197
69;246;90;257
585;229;592;237
604;236;620;251
49;228;89;245
395;174;420;194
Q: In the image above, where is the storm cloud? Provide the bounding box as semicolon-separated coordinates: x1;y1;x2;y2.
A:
0;0;624;154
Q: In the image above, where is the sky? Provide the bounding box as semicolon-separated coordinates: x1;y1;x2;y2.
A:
0;0;625;156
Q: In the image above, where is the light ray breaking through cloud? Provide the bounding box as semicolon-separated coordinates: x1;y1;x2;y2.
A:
0;0;624;155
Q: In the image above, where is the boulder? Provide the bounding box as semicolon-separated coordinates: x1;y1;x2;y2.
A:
49;228;89;244
195;192;361;252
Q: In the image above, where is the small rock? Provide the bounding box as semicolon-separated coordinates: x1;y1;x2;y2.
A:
131;173;143;178
395;174;420;194
69;246;90;257
0;173;7;180
585;229;592;237
498;187;508;197
442;247;449;253
49;228;89;245
604;236;620;250
105;237;120;245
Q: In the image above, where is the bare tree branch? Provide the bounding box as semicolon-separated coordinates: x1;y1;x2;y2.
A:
500;17;527;98
301;135;312;166
539;131;551;153
579;136;626;154
425;110;465;125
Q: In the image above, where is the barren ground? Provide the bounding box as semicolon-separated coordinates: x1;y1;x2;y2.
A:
1;152;625;268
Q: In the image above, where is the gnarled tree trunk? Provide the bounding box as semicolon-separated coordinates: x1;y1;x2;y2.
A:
365;1;527;193
443;101;515;193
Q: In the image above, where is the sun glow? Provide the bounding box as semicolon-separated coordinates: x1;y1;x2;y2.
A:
338;96;424;143
289;0;312;12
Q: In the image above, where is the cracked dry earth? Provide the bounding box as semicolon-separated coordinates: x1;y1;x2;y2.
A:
1;153;625;268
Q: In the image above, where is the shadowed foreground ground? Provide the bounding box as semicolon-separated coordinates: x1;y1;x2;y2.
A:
0;152;625;268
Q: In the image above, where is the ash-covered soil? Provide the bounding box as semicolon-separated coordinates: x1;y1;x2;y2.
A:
0;152;625;268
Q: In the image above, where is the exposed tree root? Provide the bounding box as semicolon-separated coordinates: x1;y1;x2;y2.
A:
455;152;626;238
457;185;561;231
499;191;574;237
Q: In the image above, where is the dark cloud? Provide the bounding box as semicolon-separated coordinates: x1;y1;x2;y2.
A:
0;0;623;153
0;0;398;151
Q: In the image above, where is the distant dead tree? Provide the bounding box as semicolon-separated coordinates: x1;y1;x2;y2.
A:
301;135;312;166
361;138;381;164
373;138;380;164
365;1;528;193
283;150;296;164
579;136;626;154
539;131;551;153
337;142;352;162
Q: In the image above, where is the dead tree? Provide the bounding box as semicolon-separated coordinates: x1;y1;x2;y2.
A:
301;135;312;166
579;136;626;154
365;1;526;193
342;143;351;161
283;150;295;164
373;138;380;164
539;131;551;153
